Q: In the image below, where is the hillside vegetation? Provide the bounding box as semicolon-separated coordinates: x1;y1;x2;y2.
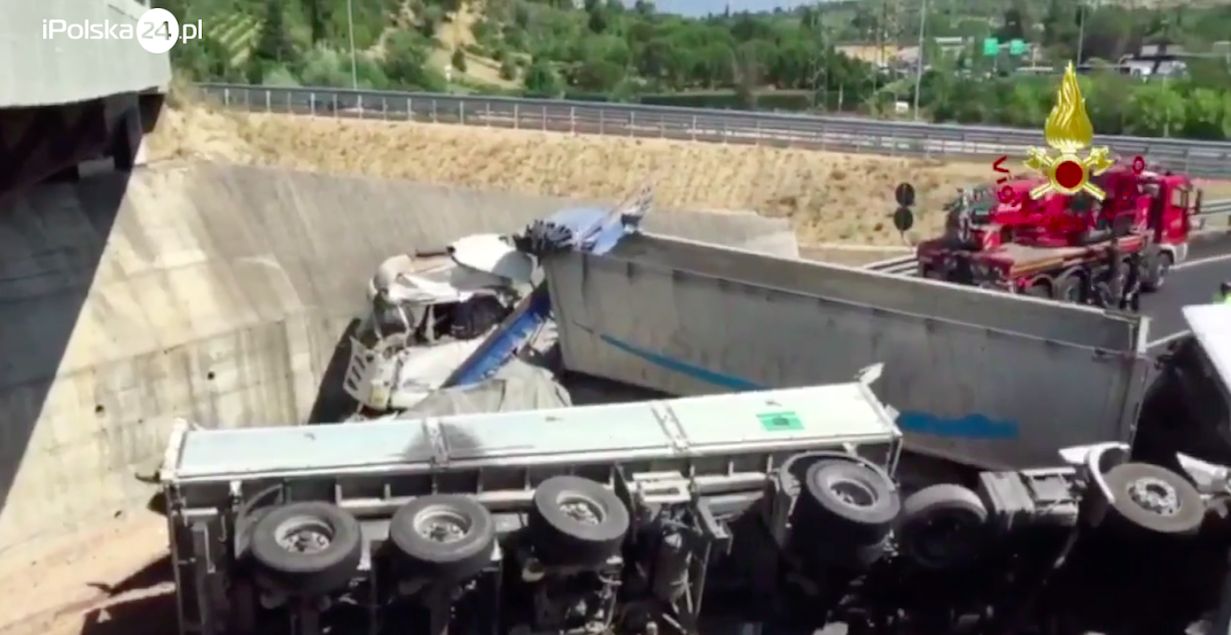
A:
160;0;1231;140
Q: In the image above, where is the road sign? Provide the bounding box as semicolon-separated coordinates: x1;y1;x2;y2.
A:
894;182;916;207
982;37;1000;57
1009;39;1026;55
893;206;914;233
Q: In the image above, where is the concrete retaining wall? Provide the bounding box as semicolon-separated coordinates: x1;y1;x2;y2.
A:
0;161;796;550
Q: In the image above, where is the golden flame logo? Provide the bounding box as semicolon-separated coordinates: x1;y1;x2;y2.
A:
1025;62;1113;200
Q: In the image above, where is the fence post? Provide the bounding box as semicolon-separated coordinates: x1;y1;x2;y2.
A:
358;94;364;119
310;92;316;116
461;101;466;126
407;97;413;121
432;99;438;123
514;103;520;129
819;123;825;151
224;87;230;107
265;89;270;112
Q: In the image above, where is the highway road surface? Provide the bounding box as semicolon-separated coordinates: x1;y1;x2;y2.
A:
1143;247;1231;348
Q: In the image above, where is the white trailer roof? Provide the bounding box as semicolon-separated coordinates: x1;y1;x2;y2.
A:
163;383;899;482
1184;304;1231;396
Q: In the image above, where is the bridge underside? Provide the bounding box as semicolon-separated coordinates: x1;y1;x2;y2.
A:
0;91;163;202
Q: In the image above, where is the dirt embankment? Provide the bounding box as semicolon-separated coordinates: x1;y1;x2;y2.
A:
139;103;984;245
144;101;1231;246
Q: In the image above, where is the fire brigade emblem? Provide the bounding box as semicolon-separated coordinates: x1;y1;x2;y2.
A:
1025;62;1114;201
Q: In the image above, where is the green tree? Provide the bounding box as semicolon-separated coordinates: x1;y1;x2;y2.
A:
524;60;563;95
1182;88;1231;140
587;7;609;33
383;31;442;90
255;0;294;63
499;57;518;80
452;48;468;72
1125;83;1186;137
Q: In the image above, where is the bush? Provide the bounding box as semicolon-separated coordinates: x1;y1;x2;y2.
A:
452;48;468;72
499;58;518;80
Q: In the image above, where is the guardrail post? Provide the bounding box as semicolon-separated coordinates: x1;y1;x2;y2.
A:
721;120;727;145
486;102;491;127
224;87;230;107
819;123;825;151
630;111;635;137
514;103;519;129
599;110;605;135
265;89;270;112
755;120;761;146
541;106;546;131
358;94;364;119
691;115;696;141
310;92;316;116
407;97;413;121
383;97;388;119
570;106;576;134
286;91;291;113
461;101;466;125
1184;148;1191;172
432;99;438;123
333;93;339;118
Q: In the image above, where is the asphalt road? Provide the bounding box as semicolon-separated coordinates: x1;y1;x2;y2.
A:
1142;246;1231;346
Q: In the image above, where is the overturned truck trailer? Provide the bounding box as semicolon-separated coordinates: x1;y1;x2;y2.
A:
542;233;1151;469
160;378;903;635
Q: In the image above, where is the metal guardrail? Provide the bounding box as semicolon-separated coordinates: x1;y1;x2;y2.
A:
865;198;1231;276
195;83;1231;179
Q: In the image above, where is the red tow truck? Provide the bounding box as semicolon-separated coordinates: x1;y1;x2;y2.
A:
913;166;1201;303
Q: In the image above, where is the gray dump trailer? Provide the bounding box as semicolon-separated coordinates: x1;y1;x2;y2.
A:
159;377;905;635
542;233;1152;470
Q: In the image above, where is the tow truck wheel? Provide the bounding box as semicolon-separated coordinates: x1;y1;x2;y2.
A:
1024;281;1051;298
1142;251;1171;291
1102;462;1203;536
528;476;630;566
1054;273;1085;304
249;502;363;595
388;495;496;582
794;460;900;544
898;484;989;570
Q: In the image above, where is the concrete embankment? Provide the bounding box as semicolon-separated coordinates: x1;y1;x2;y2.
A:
0;161;795;552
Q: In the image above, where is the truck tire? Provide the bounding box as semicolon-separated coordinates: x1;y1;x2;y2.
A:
793;460;900;544
1024;281;1051;298
897;484;989;570
528;476;629;566
1142;251;1171;291
1053;273;1085;304
1102;462;1203;536
249;502;363;595
388;495;496;582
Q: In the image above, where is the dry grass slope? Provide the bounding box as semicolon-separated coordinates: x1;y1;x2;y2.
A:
144;99;1231;247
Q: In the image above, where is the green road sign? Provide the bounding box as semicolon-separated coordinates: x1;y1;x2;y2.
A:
1009;39;1026;55
758;411;804;431
982;37;1000;57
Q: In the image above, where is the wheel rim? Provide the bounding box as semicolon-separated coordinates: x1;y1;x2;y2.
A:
413;506;471;543
275;516;335;554
557;494;604;525
1127;477;1180;517
826;477;877;509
